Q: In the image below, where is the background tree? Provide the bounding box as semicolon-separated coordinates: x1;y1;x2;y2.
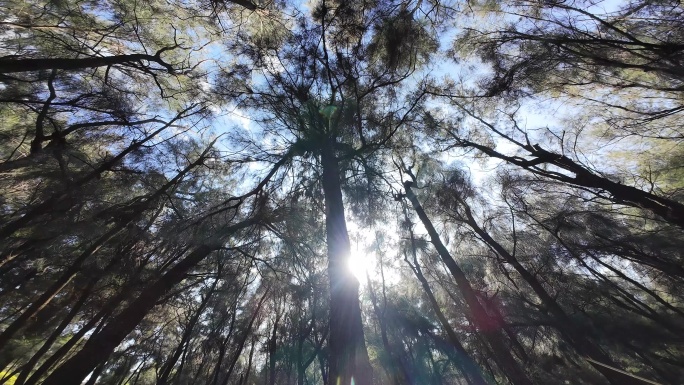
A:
2;1;684;385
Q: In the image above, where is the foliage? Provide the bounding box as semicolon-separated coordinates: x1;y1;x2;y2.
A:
1;1;683;385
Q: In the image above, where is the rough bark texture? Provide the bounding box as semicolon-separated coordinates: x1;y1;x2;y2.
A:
321;138;373;385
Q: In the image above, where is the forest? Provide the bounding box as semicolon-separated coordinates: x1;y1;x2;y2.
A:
0;0;683;384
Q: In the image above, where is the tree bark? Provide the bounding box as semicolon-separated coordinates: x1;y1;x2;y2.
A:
320;137;373;385
23;278;140;385
39;217;259;385
240;338;256;385
0;149;209;351
403;183;531;385
367;274;412;385
0;53;174;73
220;290;269;385
0;225;121;351
454;196;661;385
455;137;684;228
157;278;219;385
83;361;106;385
403;226;490;385
14;258;113;385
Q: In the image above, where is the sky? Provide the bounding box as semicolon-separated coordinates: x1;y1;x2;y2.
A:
170;0;658;288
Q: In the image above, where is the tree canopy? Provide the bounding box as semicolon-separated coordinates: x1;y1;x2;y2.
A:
1;1;683;385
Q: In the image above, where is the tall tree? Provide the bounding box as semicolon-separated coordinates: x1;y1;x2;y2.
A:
400;174;531;385
3;1;684;385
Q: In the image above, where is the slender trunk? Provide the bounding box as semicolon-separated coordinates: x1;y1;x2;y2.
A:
220;290;269;385
0;150;206;350
438;285;500;378
0;225;121;351
157;279;219;385
209;337;230;385
241;338;256;385
460;200;649;385
83;361;106;385
318;351;328;385
320;138;373;385
623;342;682;384
47;244;215;385
114;356;137;385
23;246;158;385
24;288;126;385
268;314;280;385
578;256;682;333
14;273;101;385
0;53;173;73
39;218;258;385
209;309;237;385
589;255;684;317
302;329;327;385
404;248;489;385
192;350;211;384
527;210;684;327
367;275;412;385
403;183;531;385
297;320;305;385
457;138;684;227
173;339;191;384
479;294;528;362
126;354;151;385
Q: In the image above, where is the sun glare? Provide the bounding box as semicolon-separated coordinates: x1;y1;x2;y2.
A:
348;249;370;283
346;222;402;285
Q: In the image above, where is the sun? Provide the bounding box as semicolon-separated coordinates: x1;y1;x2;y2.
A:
348;248;370;283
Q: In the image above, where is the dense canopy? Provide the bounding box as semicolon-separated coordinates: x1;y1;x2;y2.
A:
1;1;683;384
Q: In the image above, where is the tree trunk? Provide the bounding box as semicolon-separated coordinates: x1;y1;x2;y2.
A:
157;278;219;385
320;137;373;385
404;230;489;385
456;137;684;228
38;218;259;385
241;338;256;385
14;265;106;385
24;286;130;385
268;313;280;385
367;274;412;385
318;351;329;385
459;199;648;385
0;149;209;350
220;290;269;385
403;183;531;385
39;244;216;385
528;144;684;227
0;225;121;351
0;53;174;73
83;361;106;385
